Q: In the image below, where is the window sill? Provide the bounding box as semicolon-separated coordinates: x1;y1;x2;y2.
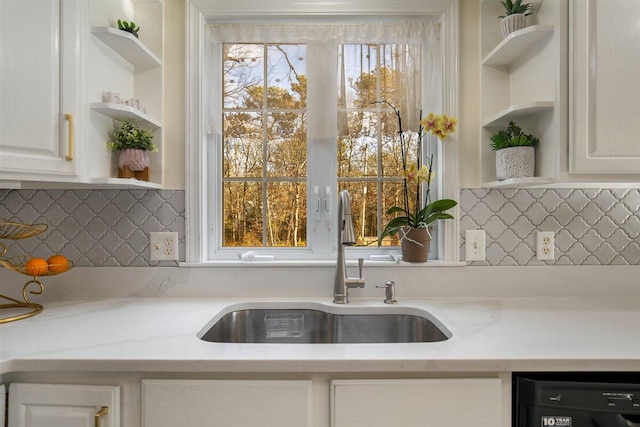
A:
179;260;467;268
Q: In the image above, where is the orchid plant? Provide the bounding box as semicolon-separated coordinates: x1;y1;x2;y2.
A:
377;102;458;245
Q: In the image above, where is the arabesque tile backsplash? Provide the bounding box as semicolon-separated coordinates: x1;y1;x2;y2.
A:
1;188;639;266
460;188;640;265
0;189;184;266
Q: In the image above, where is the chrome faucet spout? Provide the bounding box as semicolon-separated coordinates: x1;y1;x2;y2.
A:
340;192;357;246
334;190;365;304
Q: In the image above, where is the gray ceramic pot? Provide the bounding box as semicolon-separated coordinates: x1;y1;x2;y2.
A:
496;146;535;180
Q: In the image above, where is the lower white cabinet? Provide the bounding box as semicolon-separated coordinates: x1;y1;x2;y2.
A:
142;379;312;427
142;378;502;427
7;383;120;427
1;384;5;427
3;376;504;427
331;378;502;427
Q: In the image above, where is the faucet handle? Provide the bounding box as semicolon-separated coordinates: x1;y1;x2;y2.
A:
376;280;397;304
345;258;365;289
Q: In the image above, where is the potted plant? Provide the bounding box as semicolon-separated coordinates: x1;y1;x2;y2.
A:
376;102;458;263
106;120;157;181
490;120;538;181
499;0;533;38
117;19;140;38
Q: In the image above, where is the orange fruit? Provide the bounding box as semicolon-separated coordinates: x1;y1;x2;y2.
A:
24;257;49;276
47;254;69;274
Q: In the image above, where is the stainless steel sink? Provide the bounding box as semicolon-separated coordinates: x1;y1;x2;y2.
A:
198;306;451;344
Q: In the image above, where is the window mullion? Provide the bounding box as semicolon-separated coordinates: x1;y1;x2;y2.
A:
375;51;384;244
306;40;338;256
262;44;269;247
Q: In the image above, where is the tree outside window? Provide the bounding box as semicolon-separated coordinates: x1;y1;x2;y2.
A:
222;41;427;250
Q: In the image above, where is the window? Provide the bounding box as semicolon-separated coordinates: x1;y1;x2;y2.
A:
186;3;459;264
337;43;426;249
222;43;308;248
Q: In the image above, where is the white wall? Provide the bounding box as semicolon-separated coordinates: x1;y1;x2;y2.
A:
163;0;186;189
458;0;480;188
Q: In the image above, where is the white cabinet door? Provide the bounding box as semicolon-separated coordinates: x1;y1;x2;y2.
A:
1;384;5;427
331;378;502;427
142;379;312;427
570;0;640;174
8;383;119;427
0;0;85;181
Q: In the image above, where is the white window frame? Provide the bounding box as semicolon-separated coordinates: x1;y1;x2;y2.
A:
185;0;459;264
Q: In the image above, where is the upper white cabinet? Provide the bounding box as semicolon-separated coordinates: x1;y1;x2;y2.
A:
8;383;120;427
570;0;640;174
480;0;640;186
480;0;567;187
0;0;164;189
0;0;86;183
331;378;502;427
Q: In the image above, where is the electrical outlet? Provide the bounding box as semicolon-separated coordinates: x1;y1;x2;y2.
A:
465;230;486;261
536;231;554;261
150;232;179;261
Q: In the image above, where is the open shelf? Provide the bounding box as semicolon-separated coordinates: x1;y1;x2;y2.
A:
88;1;164;189
91;26;161;71
482;25;554;66
90;102;161;129
483;101;554;128
482;177;556;188
89;177;162;189
480;1;565;187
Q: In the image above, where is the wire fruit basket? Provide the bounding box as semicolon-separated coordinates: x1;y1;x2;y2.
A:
0;220;73;324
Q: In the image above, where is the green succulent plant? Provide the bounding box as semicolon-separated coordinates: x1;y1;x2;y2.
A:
117;19;140;38
499;0;533;17
490;121;539;151
106;120;157;152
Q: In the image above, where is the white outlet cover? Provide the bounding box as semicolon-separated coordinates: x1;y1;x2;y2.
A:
150;232;179;261
536;231;555;261
465;229;486;261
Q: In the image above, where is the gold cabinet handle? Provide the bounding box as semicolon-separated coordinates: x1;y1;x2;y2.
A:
64;113;74;161
95;406;108;427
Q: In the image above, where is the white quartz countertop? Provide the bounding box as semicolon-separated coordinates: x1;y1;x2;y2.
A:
1;297;639;374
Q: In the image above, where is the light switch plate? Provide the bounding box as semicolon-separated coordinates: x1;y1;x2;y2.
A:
150;232;179;261
465;230;486;261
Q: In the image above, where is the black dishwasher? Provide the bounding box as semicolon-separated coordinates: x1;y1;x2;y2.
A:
514;373;640;427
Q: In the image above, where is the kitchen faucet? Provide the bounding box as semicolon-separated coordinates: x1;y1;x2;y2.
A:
333;190;365;304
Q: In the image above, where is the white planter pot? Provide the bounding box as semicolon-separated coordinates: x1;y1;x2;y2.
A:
501;13;527;38
496;146;535;180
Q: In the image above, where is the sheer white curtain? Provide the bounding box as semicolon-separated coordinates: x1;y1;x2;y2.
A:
202;19;443;258
207;20;437;43
205;20;441;136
